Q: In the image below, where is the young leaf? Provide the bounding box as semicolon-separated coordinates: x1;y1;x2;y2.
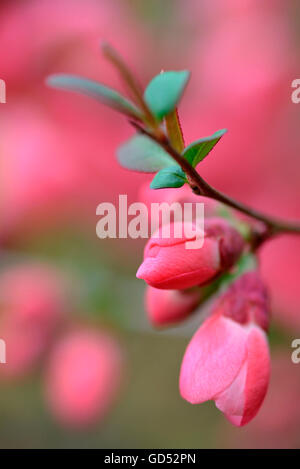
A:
150;166;186;189
144;71;190;120
182;129;227;167
46;74;143;120
117;135;177;173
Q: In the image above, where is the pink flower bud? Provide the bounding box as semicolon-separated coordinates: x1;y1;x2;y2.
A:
137;218;244;290
0;264;65;329
44;329;123;428
179;272;270;426
146;286;202;327
220;271;270;331
0;264;65;379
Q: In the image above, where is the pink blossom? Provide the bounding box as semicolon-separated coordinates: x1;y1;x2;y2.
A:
180;0;296;203
0;0;146;238
0;264;65;379
180;272;270;426
0;0;138;90
224;352;300;448
137;218;244;290
44;329;123;428
146;286;202;327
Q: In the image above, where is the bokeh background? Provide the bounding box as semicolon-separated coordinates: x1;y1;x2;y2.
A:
0;0;300;448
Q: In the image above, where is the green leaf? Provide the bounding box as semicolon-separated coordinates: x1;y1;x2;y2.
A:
150;166;186;189
182;129;227;167
117;135;177;173
46;74;143;120
144;71;190;120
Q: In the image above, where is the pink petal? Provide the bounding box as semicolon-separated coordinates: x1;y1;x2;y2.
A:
179;314;248;404
137;230;220;290
146;286;201;327
45;329;123;427
215;361;247;419
215;325;270;426
137;219;244;290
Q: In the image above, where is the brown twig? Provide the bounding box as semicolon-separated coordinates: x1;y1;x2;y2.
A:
101;42;156;126
130;121;300;241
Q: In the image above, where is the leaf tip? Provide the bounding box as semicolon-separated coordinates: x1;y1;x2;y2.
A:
144;69;191;120
149;180;159;190
45;74;62;88
45;73;77;90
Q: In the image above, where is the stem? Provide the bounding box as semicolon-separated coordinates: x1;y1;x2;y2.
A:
101;42;156;126
130;121;300;240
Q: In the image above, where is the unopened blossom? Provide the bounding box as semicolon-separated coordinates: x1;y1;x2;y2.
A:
44;329;123;428
146;285;202;327
137;218;244;290
180;271;270;426
0;264;65;379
